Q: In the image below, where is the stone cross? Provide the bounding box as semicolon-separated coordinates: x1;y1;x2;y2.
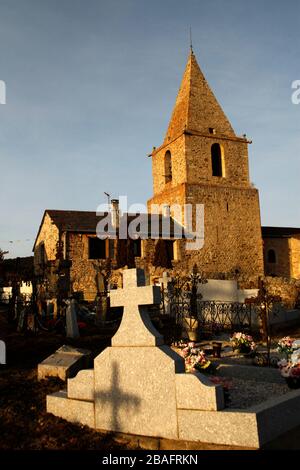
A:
159;271;172;315
109;269;163;347
159;271;172;288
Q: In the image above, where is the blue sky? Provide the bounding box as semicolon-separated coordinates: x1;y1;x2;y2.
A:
0;0;299;258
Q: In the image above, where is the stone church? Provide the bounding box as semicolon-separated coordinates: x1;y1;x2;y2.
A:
33;50;299;301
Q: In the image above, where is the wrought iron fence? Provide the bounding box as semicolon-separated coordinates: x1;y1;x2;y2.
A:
158;280;256;336
196;300;254;332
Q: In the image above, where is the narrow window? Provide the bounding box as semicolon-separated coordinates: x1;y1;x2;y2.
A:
211;143;223;177
165;240;174;261
267;249;276;264
39;242;46;268
89;237;106;259
153;239;174;268
132;239;141;257
164;150;172;183
109;239;115;259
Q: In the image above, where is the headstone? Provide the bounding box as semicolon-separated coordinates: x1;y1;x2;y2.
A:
66;299;80;338
159;271;172;315
38;345;91;381
95;272;109;325
47;268;223;440
159;271;172;288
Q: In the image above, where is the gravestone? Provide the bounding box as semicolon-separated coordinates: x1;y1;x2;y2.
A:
47;268;223;439
159;271;172;315
66;299;80;339
95;272;109;325
38;345;91;381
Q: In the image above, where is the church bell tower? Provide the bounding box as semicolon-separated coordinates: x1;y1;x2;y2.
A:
147;50;264;278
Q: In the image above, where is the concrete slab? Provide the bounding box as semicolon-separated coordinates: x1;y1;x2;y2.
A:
216;363;286;384
68;369;94;401
47;390;95;428
38;345;91;381
176;372;224;411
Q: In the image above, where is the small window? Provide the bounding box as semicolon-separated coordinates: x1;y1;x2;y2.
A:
211;143;223;177
132;239;141;257
153;239;174;268
108;239;115;259
267;249;276;264
89;237;106;259
164;150;172;183
38;242;46;267
165;240;174;261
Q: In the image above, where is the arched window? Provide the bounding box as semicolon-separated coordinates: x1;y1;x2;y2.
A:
267;249;276;264
164;150;172;183
211;143;223;177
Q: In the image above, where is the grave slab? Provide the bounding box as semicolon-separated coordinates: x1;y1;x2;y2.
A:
38;345;91;381
68;369;95;401
47;391;95;428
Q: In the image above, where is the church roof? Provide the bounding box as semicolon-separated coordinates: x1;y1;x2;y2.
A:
33;209;185;250
262;226;300;238
164;51;235;143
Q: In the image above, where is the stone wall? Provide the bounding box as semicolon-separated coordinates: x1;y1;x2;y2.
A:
68;233;107;301
185;134;250;187
290;236;300;279
263;237;291;278
148;182;264;281
264;276;300;309
34;212;59;276
263;236;300;280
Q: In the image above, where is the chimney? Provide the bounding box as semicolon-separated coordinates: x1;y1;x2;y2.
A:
111;199;120;229
162;204;170;219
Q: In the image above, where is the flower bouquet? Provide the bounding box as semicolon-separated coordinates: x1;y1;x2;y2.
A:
277;336;295;359
230;332;256;356
180;342;214;374
278;341;300;389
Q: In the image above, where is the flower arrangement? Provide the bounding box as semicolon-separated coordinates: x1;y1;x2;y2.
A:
278;349;300;388
278;336;300;388
277;336;295;358
179;342;213;373
230;332;256;354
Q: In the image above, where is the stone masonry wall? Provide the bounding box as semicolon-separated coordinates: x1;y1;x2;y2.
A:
263;237;291;278
290;236;300;279
34;212;59;276
185;134;250;187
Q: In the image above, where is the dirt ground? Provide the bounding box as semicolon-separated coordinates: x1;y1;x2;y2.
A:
1;305;300;451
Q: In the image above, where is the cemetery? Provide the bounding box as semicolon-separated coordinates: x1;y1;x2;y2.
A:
1;8;300;455
2;266;300;450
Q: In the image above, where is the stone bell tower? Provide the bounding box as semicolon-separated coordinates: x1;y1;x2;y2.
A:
147;50;264;278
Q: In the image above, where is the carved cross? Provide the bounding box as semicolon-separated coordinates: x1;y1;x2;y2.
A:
109;269;163;347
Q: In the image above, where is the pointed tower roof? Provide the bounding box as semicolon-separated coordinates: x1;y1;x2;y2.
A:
164;51;235;143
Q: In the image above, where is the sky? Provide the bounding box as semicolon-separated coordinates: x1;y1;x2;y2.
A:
0;0;299;258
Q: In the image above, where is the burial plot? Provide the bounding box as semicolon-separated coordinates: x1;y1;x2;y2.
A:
46;268;300;448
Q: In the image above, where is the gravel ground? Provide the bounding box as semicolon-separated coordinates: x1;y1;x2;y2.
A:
223;377;289;409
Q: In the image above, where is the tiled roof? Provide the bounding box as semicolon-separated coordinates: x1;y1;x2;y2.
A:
262;226;300;238
33;209;186;250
